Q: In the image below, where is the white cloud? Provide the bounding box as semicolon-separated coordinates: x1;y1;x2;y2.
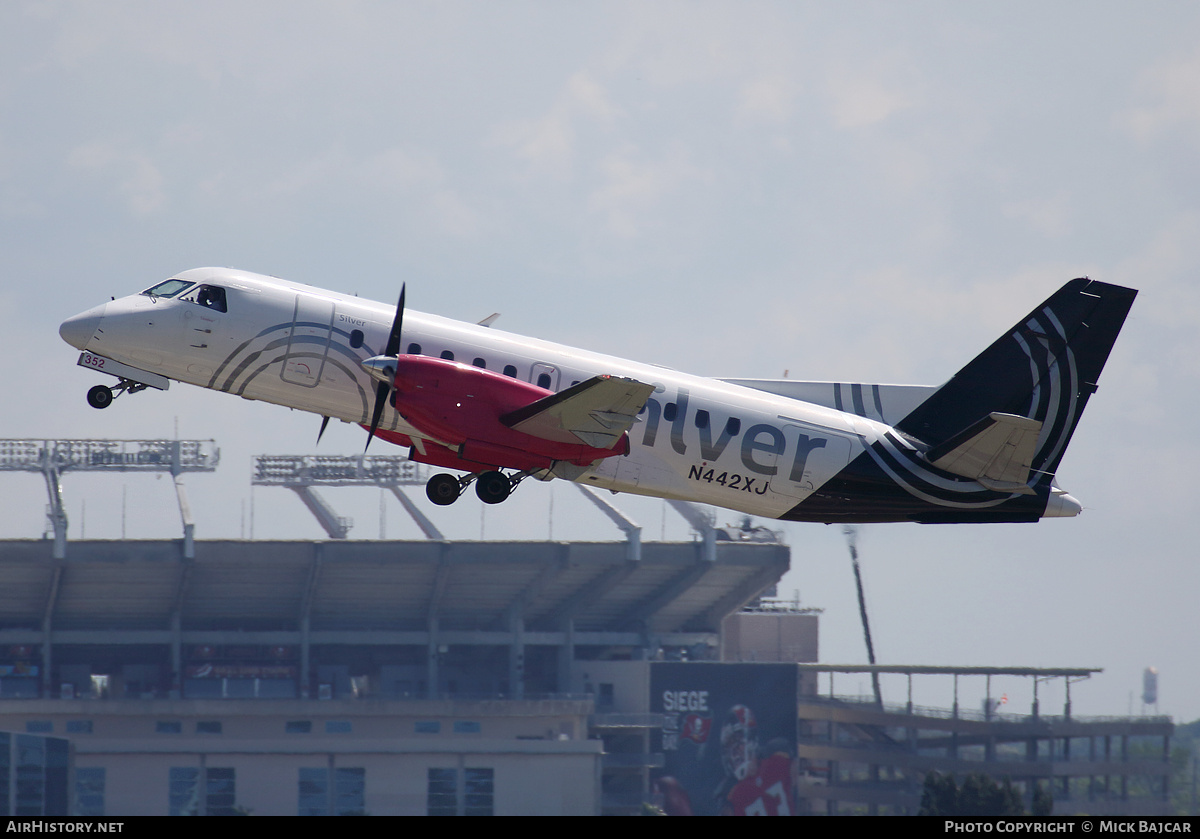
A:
739;74;797;123
66;140;166;215
1002;192;1072;239
1118;50;1200;142
587;145;705;238
493;72;622;178
825;58;918;129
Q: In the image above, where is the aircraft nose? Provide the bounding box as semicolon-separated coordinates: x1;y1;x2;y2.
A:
59;303;106;351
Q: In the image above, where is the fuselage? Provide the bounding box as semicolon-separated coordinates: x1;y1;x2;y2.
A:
60;267;1083;523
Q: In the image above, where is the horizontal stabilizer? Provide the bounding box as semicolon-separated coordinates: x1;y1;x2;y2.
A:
502;375;655;450
928;412;1042;493
722;379;936;426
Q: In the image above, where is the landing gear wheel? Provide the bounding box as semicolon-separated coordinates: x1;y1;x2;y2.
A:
426;473;462;506
87;385;114;409
475;470;513;505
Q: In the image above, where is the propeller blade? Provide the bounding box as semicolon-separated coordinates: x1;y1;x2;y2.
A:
365;381;389;451
365;285;406;452
317;415;330;445
384;285;405;358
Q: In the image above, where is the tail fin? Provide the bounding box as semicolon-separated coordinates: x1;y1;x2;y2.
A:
896;278;1137;480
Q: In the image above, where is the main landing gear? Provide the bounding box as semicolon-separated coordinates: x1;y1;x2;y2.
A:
86;378;151;409
425;469;531;506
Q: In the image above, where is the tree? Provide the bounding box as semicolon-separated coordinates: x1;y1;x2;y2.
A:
918;771;959;816
1031;782;1053;816
918;771;1026;817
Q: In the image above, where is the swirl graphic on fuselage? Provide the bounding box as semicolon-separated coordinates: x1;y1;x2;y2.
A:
207;321;376;425
863;305;1075;510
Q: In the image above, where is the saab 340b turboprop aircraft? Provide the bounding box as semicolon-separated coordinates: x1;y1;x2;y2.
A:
59;269;1135;523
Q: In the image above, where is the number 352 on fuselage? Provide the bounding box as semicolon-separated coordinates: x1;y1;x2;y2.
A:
59;268;1136;523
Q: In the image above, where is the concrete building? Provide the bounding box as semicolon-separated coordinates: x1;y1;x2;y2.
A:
0;536;788;815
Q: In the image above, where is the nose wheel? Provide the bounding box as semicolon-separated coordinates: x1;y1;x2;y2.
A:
87;385;114;409
85;378;150;409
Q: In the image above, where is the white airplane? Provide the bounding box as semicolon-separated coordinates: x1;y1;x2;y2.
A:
59;269;1135;523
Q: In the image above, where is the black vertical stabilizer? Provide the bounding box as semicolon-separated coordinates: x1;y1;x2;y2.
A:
895;279;1136;479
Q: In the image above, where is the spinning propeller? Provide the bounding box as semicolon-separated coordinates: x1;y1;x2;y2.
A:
362;285;406;451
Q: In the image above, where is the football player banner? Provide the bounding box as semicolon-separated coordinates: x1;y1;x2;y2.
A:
651;662;798;816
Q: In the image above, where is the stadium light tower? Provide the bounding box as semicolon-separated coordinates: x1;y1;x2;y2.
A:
251;454;441;539
0;439;219;559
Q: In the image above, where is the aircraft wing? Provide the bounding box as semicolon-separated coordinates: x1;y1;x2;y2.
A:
501;375;655;449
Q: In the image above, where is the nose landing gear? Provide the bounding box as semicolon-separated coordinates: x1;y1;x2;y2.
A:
86;378;151;409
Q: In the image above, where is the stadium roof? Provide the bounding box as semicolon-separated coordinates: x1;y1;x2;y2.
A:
0;539;789;640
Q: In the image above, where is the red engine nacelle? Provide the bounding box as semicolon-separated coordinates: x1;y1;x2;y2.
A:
371;356;629;473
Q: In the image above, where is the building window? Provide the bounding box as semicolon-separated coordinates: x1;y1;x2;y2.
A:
427;768;457;816
195;721;222;735
205;767;236;817
169;767;199;816
167;766;243;816
426;767;493;816
452;720;481;734
24;721;51;734
156;721;182;734
464;768;494;817
415;720;440;734
75;767;104;817
325;720;352;734
298;767;365;816
0;732;8;817
335;767;365;816
15;735;45;816
285;720;312;734
298;768;327;816
65;720;92;734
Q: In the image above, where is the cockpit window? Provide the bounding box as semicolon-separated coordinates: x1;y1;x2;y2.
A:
141;279;194;299
180;284;228;313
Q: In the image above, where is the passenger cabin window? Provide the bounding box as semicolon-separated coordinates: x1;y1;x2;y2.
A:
472;358;486;369
440;350;454;361
503;365;517;378
407;343;422;355
726;417;741;435
141;279;193;299
695;410;710;429
349;330;364;349
663;403;677;422
537;373;552;389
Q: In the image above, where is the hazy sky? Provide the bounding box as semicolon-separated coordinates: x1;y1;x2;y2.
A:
2;2;1198;721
